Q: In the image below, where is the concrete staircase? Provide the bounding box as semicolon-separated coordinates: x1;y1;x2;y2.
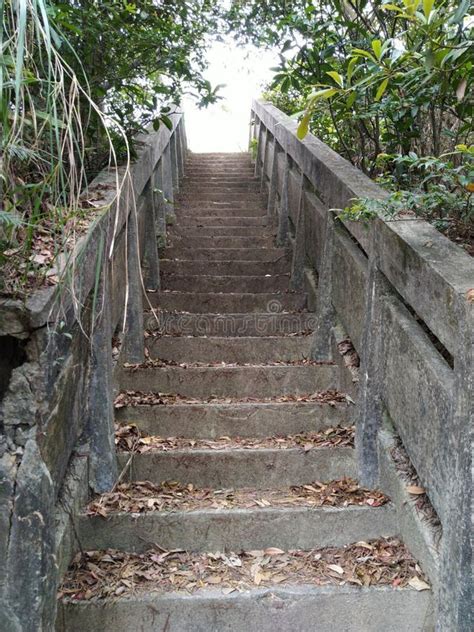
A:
57;153;432;631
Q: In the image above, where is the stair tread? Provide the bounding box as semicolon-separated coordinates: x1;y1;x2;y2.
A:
144;310;316;337
119;362;338;398
146;335;314;363
115;388;349;407
115;424;354;454
86;477;386;516
114;389;351;439
60;537;429;602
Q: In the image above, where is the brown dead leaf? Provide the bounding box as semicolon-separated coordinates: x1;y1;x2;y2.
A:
264;548;285;556
406;485;425;495
327;564;344;575
408;577;431;592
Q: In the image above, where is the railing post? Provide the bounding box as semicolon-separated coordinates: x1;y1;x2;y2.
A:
122;200;145;364
259;126;269;192
181;114;188;153
176;121;185;179
170;131;179;191
153;159;167;248
248;111;254;152
310;210;336;359
142;181;160;291
86;263;118;492
290;174;306;290
267;137;280;222
355;229;389;488
255;119;264;178
276;154;290;246
162;140;175;222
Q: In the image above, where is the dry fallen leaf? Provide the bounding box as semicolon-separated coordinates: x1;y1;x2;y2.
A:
265;548;285;556
406;485;425;495
408;577;430;592
222;587;236;595
327;564;344;575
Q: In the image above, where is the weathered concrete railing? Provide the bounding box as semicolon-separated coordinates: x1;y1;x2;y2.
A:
0;113;187;632
251;98;472;632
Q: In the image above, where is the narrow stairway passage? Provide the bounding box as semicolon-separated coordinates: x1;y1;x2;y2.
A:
57;153;433;632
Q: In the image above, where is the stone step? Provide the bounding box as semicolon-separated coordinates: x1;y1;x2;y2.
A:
185;162;254;169
188;152;251;160
178;192;264;203
168;236;273;249
161;274;289;294
183;177;256;184
169;225;271;237
144;310;316;337
189;153;251;158
185;165;254;172
183;164;254;174
116;399;348;438
184;169;256;178
118;364;337;398
186;163;253;168
78;486;396;552
146;335;312;364
117;444;354;488
181;190;262;200
159;259;290;276
59;582;432;632
147;291;307;313
183;178;259;186
161;247;286;262
185;166;254;172
177;215;268;227
175;206;265;217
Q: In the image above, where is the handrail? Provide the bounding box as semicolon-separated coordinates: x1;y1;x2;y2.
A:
251;97;472;631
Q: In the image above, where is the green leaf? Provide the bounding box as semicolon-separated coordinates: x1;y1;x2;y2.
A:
347;57;358;84
346;91;357;108
382;3;403;11
375;77;389;101
35;111;66;129
326;71;344;87
449;0;470;25
422;0;435;18
297;112;311;140
352;48;377;63
309;87;338;102
372;40;382;61
161;115;173;131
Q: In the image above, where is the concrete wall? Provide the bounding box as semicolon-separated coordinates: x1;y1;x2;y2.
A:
251;99;473;632
0;115;187;632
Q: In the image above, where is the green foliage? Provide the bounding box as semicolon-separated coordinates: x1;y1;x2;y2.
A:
249;137;258;160
51;0;223;174
226;0;473;246
340;147;473;244
1;0;223;295
228;0;473;167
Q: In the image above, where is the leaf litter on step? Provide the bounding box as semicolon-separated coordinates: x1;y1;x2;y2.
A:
86;477;388;516
114;424;355;454
58;538;429;602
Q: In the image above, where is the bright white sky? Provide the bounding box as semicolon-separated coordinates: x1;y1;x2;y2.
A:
182;39;279;152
